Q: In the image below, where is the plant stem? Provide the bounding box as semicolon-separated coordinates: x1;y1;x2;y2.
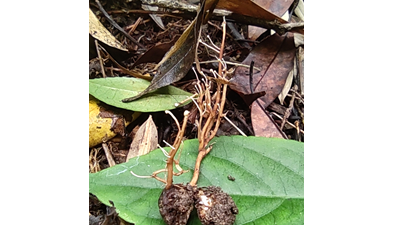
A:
189;16;229;187
165;111;189;189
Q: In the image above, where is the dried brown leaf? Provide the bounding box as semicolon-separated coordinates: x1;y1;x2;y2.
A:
229;33;295;108
122;1;208;102
213;0;288;24
297;47;304;96
131;35;180;68
126;115;158;161
248;0;294;40
278;69;294;105
251;99;284;138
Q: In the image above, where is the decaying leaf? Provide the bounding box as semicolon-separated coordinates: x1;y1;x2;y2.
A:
251;99;284;138
214;0;303;35
89;8;127;52
122;0;207;102
126;115;158;161
89;95;140;148
297;46;304;96
294;0;304;21
229;33;295;138
248;0;294;40
278;68;294;105
229;33;295;108
131;35;180;68
142;4;165;30
212;0;288;24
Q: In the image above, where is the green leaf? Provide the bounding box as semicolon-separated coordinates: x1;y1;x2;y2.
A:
89;136;304;225
89;77;193;112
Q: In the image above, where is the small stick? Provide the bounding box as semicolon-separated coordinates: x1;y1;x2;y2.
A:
95;40;106;78
272;112;304;134
99;47;152;81
95;0;146;50
102;143;116;167
223;113;247;137
228;99;254;135
249;61;254;94
194;60;261;72
280;86;297;130
295;120;301;139
89;148;101;173
289;88;304;104
126;17;143;35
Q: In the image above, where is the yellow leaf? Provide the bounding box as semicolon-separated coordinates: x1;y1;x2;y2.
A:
89;8;128;52
89;95;140;148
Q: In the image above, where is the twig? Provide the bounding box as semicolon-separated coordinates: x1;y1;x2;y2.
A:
227;99;254;135
95;0;146;50
226;22;251;50
289;88;304;104
194;60;261;72
126;17;143;35
95;40;106;78
223;113;247;137
99;47;152;81
272;112;304;134
249;61;254;94
280;85;297;130
102;143;116;167
89;148;101;173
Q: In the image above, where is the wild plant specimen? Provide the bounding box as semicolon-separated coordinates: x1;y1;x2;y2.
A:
130;110;194;225
131;16;238;225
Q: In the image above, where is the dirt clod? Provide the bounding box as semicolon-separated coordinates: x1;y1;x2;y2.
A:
194;186;238;225
158;184;195;225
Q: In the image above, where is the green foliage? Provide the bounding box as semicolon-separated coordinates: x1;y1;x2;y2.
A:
89;136;304;225
89;77;192;112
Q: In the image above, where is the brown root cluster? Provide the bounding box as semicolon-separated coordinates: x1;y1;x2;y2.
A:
158;184;238;225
